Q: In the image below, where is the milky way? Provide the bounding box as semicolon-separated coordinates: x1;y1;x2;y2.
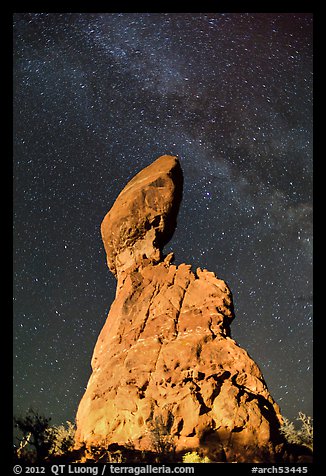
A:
13;12;313;426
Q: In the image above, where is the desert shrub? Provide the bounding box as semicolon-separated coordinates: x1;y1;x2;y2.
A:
148;415;176;462
14;408;54;462
14;409;77;462
48;421;76;456
182;451;211;463
280;412;313;451
87;444;108;462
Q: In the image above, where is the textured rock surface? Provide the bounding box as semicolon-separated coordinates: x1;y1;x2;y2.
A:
75;155;283;462
101;155;182;278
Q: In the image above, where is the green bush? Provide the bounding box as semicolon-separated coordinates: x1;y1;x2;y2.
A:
14;408;76;462
148;415;176;462
48;421;76;456
14;408;54;462
280;412;313;451
182;451;211;463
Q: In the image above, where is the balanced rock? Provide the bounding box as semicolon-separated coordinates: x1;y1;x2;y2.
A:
101;155;183;279
75;155;284;462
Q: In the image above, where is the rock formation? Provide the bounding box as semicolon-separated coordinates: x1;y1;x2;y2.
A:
101;155;182;280
75;155;284;462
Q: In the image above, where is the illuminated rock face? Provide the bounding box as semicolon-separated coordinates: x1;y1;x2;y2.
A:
100;155;183;280
75;155;283;462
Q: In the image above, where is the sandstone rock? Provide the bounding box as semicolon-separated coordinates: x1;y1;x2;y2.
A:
101;155;183;279
75;155;284;462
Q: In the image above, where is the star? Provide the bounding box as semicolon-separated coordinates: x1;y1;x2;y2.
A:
13;12;312;425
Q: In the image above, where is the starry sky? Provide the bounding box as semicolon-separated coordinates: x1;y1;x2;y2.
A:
13;12;313;427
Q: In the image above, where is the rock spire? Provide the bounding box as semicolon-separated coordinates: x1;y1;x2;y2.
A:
75;155;284;462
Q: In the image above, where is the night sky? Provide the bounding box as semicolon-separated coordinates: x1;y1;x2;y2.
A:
13;12;313;427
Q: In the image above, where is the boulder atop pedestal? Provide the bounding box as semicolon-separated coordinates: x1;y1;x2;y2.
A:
101;155;183;278
75;155;288;463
